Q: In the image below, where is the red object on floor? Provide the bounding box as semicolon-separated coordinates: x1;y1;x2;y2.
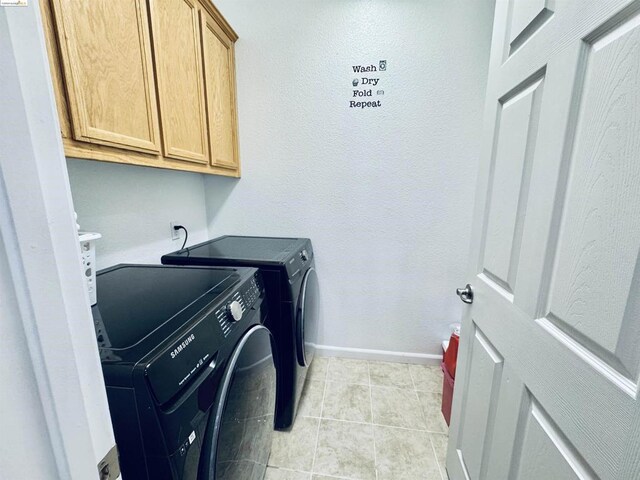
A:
443;332;459;379
441;361;454;426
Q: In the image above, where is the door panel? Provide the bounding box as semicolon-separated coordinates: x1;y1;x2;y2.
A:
456;325;503;480
512;397;597;480
480;73;544;300
507;0;554;55
148;0;208;164
201;11;239;170
483;364;527;480
449;2;640;478
543;15;640;383
51;0;161;153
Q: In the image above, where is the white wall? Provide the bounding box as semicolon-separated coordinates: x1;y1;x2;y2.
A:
67;159;209;270
205;0;495;358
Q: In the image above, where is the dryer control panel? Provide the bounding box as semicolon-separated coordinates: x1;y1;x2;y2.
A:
285;240;314;281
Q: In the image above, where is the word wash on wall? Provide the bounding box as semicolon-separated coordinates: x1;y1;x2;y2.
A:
350;60;386;109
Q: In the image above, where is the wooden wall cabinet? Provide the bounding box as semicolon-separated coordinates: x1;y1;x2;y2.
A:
148;0;209;164
51;0;161;154
200;9;239;171
42;0;240;177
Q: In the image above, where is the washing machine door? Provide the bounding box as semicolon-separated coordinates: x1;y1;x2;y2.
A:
198;325;276;480
296;267;319;367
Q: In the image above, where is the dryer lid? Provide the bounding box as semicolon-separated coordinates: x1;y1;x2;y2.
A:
163;235;310;265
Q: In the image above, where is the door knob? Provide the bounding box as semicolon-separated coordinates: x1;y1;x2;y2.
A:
456;284;474;304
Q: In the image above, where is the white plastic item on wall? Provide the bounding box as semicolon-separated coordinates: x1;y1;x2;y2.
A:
78;232;101;305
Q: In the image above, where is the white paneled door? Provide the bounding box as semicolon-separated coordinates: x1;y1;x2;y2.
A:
447;0;640;479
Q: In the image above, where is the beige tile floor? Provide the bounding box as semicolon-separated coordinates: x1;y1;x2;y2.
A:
266;357;449;480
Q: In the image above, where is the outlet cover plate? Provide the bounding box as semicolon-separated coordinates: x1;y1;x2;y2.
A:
170;222;181;241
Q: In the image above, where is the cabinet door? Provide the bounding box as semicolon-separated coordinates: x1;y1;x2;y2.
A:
51;0;161;153
148;0;208;164
200;10;239;171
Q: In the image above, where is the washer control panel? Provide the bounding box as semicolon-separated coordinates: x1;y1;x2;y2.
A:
227;300;243;322
215;272;263;337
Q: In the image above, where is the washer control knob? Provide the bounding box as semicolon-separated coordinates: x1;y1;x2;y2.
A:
300;250;309;262
227;301;243;322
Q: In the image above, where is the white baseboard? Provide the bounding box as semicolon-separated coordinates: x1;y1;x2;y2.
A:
315;344;442;365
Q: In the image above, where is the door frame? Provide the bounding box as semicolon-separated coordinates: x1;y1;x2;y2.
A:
0;3;116;479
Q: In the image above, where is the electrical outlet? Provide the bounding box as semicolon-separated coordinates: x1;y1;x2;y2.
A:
170;222;182;241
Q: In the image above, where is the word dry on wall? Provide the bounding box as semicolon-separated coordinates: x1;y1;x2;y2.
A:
350;60;386;109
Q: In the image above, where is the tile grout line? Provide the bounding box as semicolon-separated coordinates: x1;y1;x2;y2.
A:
310;356;330;476
297;414;447;434
411;363;447;479
420;365;448;480
429;434;447;480
268;466;312;475
409;363;418;392
408;364;430;428
268;465;363;480
412;365;447;431
367;361;378;480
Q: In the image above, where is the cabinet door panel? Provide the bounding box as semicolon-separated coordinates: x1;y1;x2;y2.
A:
201;11;238;170
52;0;160;153
149;0;208;164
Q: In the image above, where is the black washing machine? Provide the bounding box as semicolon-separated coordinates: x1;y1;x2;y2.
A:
92;264;276;479
162;236;319;430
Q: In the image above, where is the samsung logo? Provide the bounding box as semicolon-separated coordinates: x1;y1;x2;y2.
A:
170;334;195;359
